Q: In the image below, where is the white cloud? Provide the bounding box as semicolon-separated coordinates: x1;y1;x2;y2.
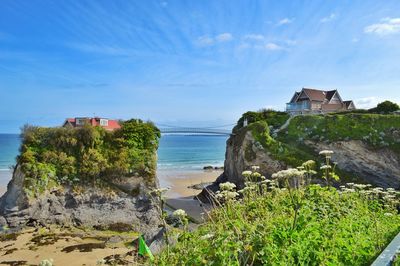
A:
355;97;380;109
320;13;337;23
197;36;214;46
265;43;283;50
196;33;233;46
364;17;400;35
216;33;233;42
243;34;265;41
277;18;293;26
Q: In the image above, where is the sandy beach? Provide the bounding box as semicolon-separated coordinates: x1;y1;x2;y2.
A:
0;170;12;197
157;169;222;199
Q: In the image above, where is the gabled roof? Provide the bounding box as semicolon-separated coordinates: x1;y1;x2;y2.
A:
343;100;355;109
302;88;328;102
290;92;300;103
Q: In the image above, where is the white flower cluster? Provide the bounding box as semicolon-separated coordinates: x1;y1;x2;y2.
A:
216;190;239;201
319;150;334;156
172;209;187;218
39;259;54;266
242;170;252;178
151;187;170;196
219;182;236;191
271;168;304;180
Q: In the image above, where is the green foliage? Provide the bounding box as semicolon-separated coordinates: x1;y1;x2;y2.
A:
249;121;314;167
370;100;400;114
156;184;400;265
234;109;289;133
284;113;400;154
18;119;160;196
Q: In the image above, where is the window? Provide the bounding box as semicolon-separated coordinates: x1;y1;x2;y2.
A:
76;118;87;126
100;119;108;126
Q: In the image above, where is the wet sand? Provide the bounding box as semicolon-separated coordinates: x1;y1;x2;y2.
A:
0;227;139;265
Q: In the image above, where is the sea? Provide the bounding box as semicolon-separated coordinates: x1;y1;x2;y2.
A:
0;134;228;190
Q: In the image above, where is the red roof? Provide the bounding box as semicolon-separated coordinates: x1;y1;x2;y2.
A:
63;117;121;131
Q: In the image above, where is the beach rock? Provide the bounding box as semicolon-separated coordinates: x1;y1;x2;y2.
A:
203;166;214;170
0;216;7;227
188;182;213;190
0;166;162;235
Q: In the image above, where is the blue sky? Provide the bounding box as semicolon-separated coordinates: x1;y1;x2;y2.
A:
1;0;400;133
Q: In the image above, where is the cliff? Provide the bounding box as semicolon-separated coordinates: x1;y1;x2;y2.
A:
0;120;164;251
199;112;400;201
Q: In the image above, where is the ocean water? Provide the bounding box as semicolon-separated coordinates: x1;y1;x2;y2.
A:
0;133;227;188
157;135;228;170
0;134;20;188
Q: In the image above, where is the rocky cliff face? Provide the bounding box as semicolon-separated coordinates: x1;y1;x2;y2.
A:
199;125;400;202
0;166;162;248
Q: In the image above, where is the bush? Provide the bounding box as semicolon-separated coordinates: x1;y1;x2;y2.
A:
156;179;400;265
18;119;160;196
370;100;400;114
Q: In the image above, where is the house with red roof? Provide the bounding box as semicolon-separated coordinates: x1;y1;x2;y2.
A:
286;88;356;114
63;117;121;131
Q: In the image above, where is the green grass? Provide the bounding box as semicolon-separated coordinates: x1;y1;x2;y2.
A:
284;113;400;154
155;184;400;265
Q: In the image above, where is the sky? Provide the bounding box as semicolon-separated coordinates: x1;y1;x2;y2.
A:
1;0;400;133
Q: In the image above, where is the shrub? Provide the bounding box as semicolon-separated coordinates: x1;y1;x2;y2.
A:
156;173;400;265
370;100;400;114
17;119;160;196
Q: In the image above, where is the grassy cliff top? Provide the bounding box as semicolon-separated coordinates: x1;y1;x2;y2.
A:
17;119;160;196
156;183;400;265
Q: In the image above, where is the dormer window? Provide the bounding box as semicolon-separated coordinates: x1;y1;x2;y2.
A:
100;119;108;126
76;118;87;126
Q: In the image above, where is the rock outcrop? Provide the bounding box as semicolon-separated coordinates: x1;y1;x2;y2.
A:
0;166;163;249
199;125;400;202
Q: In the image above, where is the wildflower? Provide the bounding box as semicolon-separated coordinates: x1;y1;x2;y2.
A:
319;150;334;156
150;187;170;196
172;209;187;218
251;166;260;171
219;182;236;191
354;184;367;190
271;168;304;180
39;259;54;266
320;165;331;170
251;172;262;179
200;233;214;240
242;170;252;178
302;160;316;169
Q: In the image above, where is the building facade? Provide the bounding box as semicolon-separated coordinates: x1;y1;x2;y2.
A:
63;117;121;131
286;88;356;114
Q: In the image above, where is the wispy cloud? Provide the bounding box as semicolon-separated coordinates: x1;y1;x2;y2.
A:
320;13;337;23
197;36;214;46
277;18;293;26
355;97;379;109
216;33;233;42
364;17;400;35
196;33;233;46
243;34;265;41
265;43;284;50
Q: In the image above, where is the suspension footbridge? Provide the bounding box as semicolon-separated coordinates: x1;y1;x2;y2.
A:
157;124;234;136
